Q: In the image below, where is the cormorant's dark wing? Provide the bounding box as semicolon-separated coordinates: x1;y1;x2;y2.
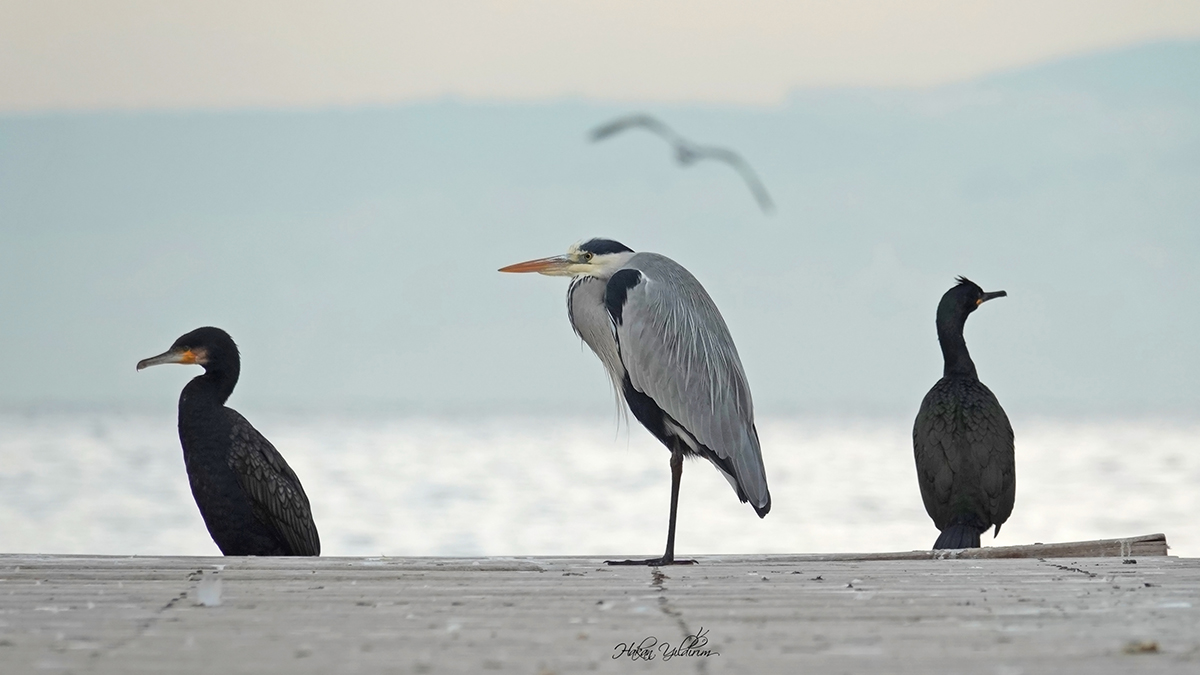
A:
913;378;1015;531
914;381;961;528
226;411;321;556
590;114;683;146
967;381;1016;530
692;146;775;213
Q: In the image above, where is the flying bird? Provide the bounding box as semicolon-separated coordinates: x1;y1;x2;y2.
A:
138;327;320;557
913;278;1015;550
590;114;775;214
500;238;770;565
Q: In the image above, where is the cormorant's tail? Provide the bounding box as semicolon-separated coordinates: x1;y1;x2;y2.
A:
934;525;981;549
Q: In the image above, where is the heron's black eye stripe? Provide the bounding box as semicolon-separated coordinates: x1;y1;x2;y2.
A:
578;238;634;255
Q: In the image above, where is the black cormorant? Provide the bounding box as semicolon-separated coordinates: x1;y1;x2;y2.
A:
913;278;1015;550
137;327;320;556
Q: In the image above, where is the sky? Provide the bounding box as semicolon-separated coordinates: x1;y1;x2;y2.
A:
1;5;1198;418
3;1;1200;111
2;39;1198;417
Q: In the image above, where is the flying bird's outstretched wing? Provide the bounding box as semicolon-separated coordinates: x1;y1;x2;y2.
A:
589;113;775;214
589;114;681;145
692;147;775;213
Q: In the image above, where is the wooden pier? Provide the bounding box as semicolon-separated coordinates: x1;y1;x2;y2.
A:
1;535;1197;674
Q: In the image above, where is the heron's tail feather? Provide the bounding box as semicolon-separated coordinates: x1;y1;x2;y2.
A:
711;457;770;518
751;491;771;518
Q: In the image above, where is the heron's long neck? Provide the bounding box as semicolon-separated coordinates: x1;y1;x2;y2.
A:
568;275;626;381
937;318;978;379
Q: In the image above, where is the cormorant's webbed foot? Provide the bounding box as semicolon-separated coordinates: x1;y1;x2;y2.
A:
605;557;697;566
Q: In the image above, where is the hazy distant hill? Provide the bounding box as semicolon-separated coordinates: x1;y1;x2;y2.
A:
1;40;1197;417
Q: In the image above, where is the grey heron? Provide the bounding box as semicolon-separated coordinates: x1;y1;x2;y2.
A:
590;114;775;214
500;238;770;565
913;278;1015;549
137;327;320;556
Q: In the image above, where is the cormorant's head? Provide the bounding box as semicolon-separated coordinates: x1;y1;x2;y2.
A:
498;238;635;279
137;326;239;373
937;276;1007;326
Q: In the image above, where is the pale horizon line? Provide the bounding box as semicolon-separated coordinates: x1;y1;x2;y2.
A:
2;37;1193;118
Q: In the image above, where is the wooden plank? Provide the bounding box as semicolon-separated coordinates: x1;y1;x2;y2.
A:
943;532;1169;559
710;533;1169;563
0;551;1197;674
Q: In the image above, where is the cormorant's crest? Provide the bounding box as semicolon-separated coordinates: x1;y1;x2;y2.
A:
577;238;634;255
954;276;982;292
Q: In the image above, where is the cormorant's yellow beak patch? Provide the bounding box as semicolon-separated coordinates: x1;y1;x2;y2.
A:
136;346;208;371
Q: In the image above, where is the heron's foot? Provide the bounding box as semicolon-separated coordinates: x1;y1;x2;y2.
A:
605;557;697;566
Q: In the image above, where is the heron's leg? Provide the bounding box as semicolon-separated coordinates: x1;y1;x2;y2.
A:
661;449;683;562
607;448;696;566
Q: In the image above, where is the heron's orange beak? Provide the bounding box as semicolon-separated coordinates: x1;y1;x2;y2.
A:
498;255;573;275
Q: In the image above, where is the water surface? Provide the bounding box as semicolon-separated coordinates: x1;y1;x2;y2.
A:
1;412;1195;557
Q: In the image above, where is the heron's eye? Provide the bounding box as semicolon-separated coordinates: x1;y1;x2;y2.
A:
584;252;595;262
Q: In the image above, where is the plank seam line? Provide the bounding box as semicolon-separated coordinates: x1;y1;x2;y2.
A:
1038;558;1099;578
651;568;709;675
91;584;189;661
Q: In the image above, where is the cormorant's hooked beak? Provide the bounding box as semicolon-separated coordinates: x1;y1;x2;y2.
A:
978;290;1007;305
498;255;576;277
136;348;203;371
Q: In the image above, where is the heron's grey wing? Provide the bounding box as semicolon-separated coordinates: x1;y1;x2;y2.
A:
610;253;769;513
590;114;682;146
226;410;321;556
963;381;1016;530
694;146;775;213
